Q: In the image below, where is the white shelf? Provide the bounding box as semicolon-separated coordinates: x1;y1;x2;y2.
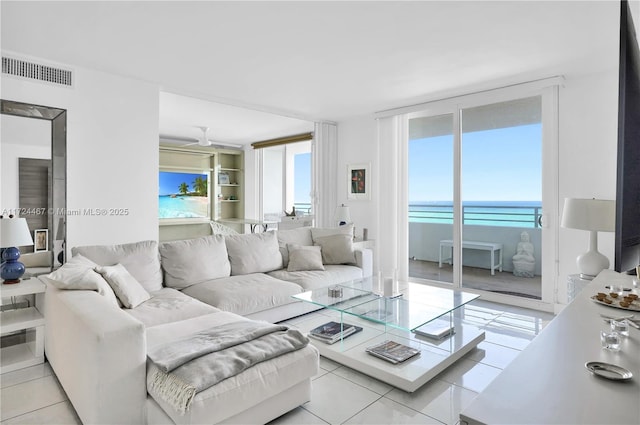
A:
0;332;45;374
0;279;46;298
0;278;46;373
1;307;45;334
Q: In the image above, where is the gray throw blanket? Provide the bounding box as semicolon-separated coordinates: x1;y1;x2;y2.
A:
147;321;309;414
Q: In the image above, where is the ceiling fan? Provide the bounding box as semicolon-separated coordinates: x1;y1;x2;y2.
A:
160;126;243;149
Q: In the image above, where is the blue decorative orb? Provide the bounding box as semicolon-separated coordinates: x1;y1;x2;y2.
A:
1;247;25;283
2;247;20;262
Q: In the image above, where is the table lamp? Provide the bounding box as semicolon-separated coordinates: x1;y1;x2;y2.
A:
561;198;615;279
334;204;351;226
0;216;35;284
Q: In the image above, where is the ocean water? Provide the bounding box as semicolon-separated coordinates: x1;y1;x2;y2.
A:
409;201;542;228
159;196;209;219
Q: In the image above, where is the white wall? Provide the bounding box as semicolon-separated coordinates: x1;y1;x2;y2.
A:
1;56;160;250
557;70;618;302
336;116;377;240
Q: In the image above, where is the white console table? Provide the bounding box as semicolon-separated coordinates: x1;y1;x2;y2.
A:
460;269;640;425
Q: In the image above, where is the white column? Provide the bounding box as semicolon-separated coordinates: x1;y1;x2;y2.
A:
313;122;338;228
376;115;409;278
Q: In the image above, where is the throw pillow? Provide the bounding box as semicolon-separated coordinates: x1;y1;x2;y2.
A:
95;264;151;309
72;240;163;293
310;224;354;243
287;244;325;272
276;227;313;267
224;232;283;275
42;254;120;308
159;235;231;289
313;234;356;265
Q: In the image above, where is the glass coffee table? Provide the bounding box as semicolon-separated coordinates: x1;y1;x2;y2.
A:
292;278;484;392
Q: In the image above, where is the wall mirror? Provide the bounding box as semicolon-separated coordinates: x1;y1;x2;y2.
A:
1;99;67;270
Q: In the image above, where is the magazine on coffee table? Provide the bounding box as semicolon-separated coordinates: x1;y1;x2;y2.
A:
365;340;421;364
308;321;363;344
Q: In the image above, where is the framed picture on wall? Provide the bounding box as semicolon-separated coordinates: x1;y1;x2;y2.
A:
34;229;48;252
347;163;370;200
218;172;230;185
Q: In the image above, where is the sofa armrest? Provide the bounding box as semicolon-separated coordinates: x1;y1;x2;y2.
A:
355;248;373;278
44;286;147;424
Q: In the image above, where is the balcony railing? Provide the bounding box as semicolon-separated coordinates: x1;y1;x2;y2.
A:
293;203;313;215
409;203;542;228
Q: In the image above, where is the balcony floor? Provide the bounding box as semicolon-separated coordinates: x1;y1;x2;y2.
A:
409;259;542;300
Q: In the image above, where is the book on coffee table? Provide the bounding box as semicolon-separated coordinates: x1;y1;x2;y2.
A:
365;340;420;364
308;321;363;345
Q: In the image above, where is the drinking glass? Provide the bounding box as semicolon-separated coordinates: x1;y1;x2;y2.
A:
611;319;630;337
600;331;621;351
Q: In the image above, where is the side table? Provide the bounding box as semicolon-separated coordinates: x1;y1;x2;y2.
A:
567;273;591;303
0;277;46;373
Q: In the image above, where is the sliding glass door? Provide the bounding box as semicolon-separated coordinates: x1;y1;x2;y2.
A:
408;113;455;284
407;86;555;308
460;97;542;299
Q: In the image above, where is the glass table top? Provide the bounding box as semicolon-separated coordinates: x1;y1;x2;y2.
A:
292;277;480;332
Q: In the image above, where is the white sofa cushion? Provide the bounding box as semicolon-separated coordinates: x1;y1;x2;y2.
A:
145;312;319;425
268;264;364;291
72;240;163;292
159;235;231;289
96;264;151;309
181;273;302;316
42;254;120;308
276;227;313;267
287;244;324;272
313;234;356;265
125;288;219;328
224;232;283;275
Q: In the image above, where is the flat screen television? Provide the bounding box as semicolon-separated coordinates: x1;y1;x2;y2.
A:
158;171;210;219
615;0;640;274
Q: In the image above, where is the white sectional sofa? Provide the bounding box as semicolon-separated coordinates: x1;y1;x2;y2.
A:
43;226;372;424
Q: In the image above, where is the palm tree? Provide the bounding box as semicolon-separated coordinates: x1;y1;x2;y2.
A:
178;182;189;195
192;176;207;196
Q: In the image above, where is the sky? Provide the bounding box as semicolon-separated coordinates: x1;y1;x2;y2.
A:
409;123;542;203
294;152;311;204
159;171;207;196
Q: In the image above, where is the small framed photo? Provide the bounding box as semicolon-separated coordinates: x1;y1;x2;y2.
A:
347;163;370;200
218;172;230;185
34;229;48;252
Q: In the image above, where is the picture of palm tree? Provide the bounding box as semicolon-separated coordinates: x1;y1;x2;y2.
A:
192;176;208;196
178;182;189;195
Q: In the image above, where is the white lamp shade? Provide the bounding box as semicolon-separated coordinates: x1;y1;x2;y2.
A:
0;218;35;247
334;204;351;224
561;198;615;232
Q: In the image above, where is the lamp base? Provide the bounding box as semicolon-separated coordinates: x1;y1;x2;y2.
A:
576;248;609;279
1;247;26;284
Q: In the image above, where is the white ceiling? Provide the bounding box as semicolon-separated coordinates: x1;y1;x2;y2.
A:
0;1;625;142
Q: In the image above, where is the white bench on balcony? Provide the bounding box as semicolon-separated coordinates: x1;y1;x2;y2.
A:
438;240;503;276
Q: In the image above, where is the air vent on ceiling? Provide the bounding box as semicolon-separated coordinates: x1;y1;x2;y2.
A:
2;56;73;87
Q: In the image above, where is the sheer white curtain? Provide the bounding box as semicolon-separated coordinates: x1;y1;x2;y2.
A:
375;115;409;279
312;122;338;227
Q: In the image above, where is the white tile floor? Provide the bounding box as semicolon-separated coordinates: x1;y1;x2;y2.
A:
0;299;554;425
